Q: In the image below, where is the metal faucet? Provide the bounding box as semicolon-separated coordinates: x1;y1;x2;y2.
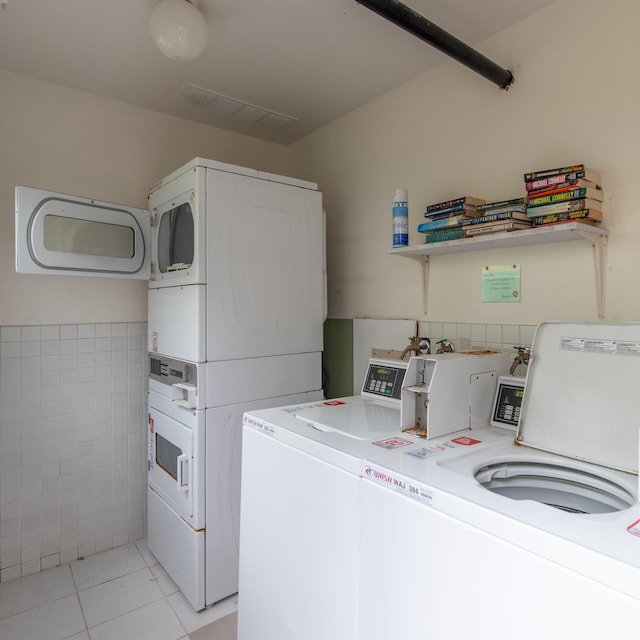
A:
400;336;431;360
510;346;531;375
400;336;419;360
436;339;454;354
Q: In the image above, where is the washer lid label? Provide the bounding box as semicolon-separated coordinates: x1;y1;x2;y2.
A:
560;336;640;356
363;463;434;507
244;416;276;436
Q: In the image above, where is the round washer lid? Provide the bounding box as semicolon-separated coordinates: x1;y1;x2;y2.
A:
517;321;640;474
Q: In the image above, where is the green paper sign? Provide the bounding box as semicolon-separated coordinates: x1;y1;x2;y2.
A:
482;264;521;303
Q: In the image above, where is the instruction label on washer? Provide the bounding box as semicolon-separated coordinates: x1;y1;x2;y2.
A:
560;336;640;356
243;417;276;437
363;463;434;507
406;447;440;459
372;436;413;449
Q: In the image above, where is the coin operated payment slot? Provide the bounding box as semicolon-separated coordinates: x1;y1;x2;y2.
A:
149;354;200;409
401;352;511;439
171;383;197;409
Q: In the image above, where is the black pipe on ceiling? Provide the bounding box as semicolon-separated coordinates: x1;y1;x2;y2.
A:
356;0;514;90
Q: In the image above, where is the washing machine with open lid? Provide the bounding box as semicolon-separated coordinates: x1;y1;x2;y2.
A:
476;321;640;514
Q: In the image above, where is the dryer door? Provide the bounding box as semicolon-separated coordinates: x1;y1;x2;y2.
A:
148;163;207;288
148;403;205;529
15;186;150;278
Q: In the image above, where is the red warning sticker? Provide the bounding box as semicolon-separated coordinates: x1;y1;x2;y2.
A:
323;400;345;406
451;436;482;446
627;519;640;537
149;417;154;434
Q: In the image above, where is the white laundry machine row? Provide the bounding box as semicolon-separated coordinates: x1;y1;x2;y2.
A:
239;325;640;639
237;352;511;640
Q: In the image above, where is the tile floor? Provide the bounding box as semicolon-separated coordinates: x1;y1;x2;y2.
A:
0;540;238;640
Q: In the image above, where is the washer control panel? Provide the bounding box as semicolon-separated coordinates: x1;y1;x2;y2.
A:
362;359;408;401
491;376;525;430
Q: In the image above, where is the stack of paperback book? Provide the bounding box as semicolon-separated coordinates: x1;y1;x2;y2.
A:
417;196;486;244
524;164;603;226
463;197;533;237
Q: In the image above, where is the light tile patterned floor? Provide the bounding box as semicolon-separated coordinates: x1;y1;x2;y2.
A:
0;540;238;640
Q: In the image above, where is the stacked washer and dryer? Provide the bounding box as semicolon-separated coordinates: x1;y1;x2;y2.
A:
145;158;325;611
13;157;325;613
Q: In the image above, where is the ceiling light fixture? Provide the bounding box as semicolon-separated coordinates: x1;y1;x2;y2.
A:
150;0;209;63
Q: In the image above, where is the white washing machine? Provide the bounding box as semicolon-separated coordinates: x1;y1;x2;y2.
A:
237;358;409;640
237;352;512;640
360;322;640;639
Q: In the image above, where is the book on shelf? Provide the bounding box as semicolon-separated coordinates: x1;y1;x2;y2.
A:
472;204;526;216
424;203;482;220
532;209;602;225
464;220;533;237
475;197;526;214
526;198;602;218
533;218;600;228
526;178;601;196
425;196;486;214
418;215;472;232
524;164;600;184
525;172;599;192
527;186;603;208
467;211;530;224
424;228;466;243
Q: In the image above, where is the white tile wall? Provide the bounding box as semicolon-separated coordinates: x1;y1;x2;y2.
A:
0;323;148;582
417;321;537;355
420;321;536;377
353;320;537;388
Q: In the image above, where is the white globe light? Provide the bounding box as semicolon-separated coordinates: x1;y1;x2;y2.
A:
150;0;209;63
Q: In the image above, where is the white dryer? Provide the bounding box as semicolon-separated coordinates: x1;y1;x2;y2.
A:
359;322;640;639
147;157;323;364
237;358;409;640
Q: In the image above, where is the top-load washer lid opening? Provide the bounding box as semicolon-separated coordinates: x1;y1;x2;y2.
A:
475;461;635;514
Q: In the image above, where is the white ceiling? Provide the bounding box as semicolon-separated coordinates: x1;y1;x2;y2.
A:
0;0;556;145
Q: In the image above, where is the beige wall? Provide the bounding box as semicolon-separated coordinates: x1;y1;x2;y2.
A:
289;0;640;325
4;0;640;329
0;70;288;326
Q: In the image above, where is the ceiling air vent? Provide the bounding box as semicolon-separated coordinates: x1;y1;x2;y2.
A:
175;83;297;129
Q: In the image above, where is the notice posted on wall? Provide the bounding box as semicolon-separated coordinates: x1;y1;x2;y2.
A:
481;264;521;303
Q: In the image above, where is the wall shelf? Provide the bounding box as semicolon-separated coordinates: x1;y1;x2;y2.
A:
386;222;608;318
